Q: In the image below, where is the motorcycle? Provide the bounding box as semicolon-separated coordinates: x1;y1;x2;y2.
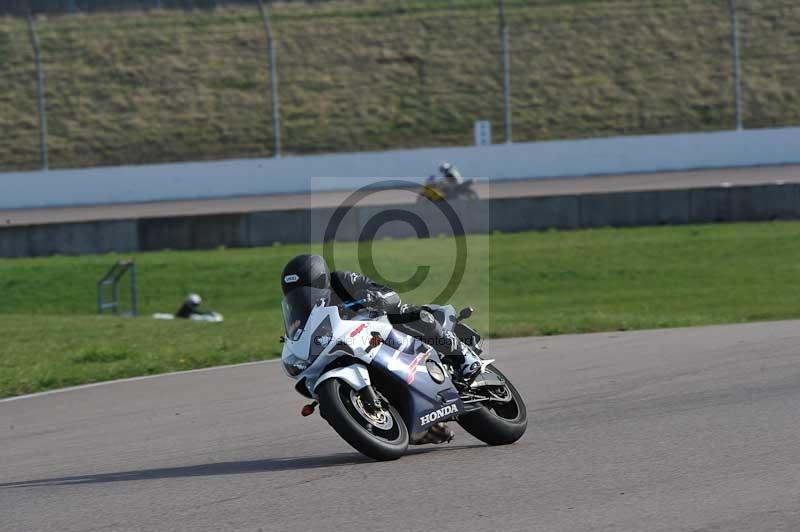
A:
418;175;479;203
280;289;527;461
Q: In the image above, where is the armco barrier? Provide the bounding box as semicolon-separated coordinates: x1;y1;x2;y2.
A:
1;183;799;258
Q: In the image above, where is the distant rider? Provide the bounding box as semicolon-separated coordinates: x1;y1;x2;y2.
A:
438;161;463;187
175;293;203;319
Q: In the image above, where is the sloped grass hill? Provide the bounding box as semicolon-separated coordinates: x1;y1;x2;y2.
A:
1;0;798;170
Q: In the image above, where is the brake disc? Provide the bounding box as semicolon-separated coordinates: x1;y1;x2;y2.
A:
350;389;394;430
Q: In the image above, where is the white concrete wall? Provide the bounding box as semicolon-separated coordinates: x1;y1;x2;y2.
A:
4;127;800;209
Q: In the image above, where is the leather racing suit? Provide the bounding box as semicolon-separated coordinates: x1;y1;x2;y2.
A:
329;271;482;380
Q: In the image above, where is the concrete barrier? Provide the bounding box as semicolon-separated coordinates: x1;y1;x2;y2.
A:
655;189;692;225
727;184;800;222
93;221;140;254
137;217;194;251
309;206;362;244
764;184;800;220
687;183;800;224
1;183;799;258
0;220;138;258
579;192;645;228
190;214;249;250
137;214;249;251
689;187;731;223
0;226;30;258
4;127;800;210
489;196;579;232
247;210;310;247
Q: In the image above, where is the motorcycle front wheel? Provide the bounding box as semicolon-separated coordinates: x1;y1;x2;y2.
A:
457;364;527;445
318;378;409;461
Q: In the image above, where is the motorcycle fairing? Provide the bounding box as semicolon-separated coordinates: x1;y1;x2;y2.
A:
369;329;464;440
282;302;464;440
282;304;390;395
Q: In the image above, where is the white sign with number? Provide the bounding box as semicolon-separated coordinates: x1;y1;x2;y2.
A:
474;121;492;146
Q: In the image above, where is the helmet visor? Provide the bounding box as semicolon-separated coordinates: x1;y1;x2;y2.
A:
281;286;331;341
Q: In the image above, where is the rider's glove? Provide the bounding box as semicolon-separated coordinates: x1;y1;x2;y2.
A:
361;292;377;308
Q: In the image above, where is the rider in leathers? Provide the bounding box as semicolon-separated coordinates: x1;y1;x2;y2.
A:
282;254;483;444
329;270;482;381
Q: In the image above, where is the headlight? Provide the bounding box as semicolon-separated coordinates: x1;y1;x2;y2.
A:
283;353;309;377
426;359;446;383
309;317;333;360
283;316;334;377
313;334;332;348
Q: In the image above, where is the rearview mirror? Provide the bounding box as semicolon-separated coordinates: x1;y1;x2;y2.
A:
458;307;474;321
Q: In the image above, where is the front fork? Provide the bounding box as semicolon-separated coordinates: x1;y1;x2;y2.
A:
358;385;383;414
314;363;384;414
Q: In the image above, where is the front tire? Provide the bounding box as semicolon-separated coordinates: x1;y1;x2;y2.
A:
457;365;527;445
318;378;409;461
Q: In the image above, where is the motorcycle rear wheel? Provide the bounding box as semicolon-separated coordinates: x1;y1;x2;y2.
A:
457;364;527;445
318;378;409;461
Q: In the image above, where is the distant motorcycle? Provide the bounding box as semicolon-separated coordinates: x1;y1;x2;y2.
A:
418;175;479;203
280;292;527;461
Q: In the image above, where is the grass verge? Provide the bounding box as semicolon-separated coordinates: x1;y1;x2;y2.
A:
1;221;800;398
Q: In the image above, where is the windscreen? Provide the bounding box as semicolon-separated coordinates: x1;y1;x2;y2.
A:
281;287;331;341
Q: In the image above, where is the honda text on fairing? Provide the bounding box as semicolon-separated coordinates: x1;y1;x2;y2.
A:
279;288;527;461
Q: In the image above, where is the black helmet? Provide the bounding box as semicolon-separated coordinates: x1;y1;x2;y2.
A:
281;254;330;295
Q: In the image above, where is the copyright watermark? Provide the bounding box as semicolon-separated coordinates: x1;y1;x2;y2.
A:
309;177;490;316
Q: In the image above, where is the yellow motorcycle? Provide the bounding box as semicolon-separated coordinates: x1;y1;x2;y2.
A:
418;176;478;203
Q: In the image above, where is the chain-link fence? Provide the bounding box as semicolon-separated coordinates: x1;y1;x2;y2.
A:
0;0;337;16
1;0;799;172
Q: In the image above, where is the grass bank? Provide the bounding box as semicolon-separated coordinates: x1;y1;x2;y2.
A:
1;0;798;170
1;221;800;398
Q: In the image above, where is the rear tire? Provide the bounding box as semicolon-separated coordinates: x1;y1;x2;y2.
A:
318;378;409;461
457;365;527;445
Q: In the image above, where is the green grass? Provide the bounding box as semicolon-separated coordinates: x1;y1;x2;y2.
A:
1;0;798;170
2;221;800;398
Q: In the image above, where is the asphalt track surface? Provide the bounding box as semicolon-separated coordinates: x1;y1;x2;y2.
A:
3;320;800;532
3;164;800;227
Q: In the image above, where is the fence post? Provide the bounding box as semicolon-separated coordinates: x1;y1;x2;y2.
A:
499;0;512;143
26;12;48;170
257;0;282;157
728;0;743;131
